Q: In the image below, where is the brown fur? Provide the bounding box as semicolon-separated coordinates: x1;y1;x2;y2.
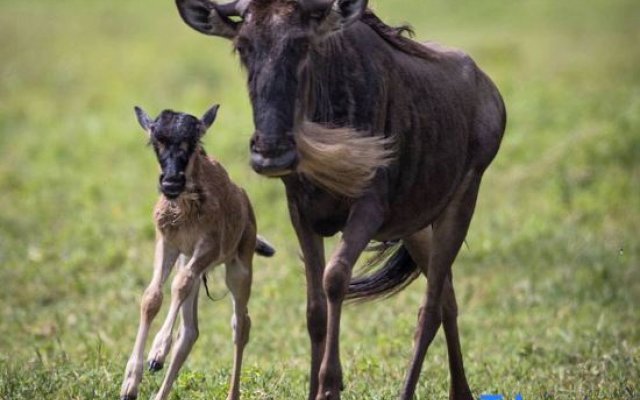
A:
175;1;506;399
121;141;268;400
296;121;395;197
155;151;252;257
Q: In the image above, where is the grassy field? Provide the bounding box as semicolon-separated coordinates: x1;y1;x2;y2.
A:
0;0;638;399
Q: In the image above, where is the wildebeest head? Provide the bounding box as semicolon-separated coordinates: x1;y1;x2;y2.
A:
135;105;219;199
176;0;368;177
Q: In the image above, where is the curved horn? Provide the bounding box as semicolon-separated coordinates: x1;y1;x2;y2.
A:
176;0;249;38
217;0;250;16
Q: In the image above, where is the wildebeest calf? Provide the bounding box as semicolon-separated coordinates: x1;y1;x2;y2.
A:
119;104;274;400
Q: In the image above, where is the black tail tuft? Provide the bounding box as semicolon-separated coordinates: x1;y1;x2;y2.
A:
255;235;275;257
346;244;420;302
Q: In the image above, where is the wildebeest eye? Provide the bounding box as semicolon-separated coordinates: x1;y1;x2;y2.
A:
309;10;326;21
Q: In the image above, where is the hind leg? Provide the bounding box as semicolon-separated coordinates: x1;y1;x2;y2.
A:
225;258;252;400
404;230;473;400
224;232;254;400
401;171;480;400
441;273;473;400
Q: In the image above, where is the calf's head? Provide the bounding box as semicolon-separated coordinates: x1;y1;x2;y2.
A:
176;0;367;177
135;105;219;199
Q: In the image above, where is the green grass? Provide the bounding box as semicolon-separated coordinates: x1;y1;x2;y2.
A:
0;0;638;399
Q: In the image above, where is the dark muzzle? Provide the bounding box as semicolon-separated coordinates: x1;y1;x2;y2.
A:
249;131;297;177
159;173;186;199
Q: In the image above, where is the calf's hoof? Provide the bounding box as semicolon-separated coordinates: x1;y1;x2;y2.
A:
148;359;164;372
120;395;137;400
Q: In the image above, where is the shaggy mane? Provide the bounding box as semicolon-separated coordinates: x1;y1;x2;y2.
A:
360;9;439;61
296;121;395;198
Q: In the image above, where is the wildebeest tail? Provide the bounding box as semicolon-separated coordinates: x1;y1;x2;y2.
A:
255;235;275;257
346;243;420;302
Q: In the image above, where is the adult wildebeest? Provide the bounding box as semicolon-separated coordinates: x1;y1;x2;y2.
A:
175;0;506;399
119;104;275;400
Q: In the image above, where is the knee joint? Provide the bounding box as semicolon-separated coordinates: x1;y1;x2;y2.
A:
323;259;350;302
141;287;163;317
171;271;196;299
231;314;251;345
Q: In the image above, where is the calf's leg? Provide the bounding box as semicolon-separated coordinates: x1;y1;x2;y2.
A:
224;256;252;400
120;239;179;400
148;254;188;372
148;247;213;370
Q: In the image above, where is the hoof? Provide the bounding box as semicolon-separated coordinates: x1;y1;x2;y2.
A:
148;359;164;372
120;395;137;400
319;391;340;400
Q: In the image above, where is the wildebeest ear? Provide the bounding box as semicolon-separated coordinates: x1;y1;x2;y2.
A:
134;106;154;133
201;104;220;131
335;0;367;27
314;0;367;36
176;0;239;39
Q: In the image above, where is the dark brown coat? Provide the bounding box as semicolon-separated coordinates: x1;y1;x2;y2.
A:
176;1;506;399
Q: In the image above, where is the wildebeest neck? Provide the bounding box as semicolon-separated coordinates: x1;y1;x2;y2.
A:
293;16;490;237
302;21;425;132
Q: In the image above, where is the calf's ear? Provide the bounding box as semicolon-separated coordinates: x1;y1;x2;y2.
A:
201;104;220;131
176;0;239;39
134;106;154;133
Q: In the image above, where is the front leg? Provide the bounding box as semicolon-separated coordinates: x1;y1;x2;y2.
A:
147;255;188;371
148;243;216;374
287;200;326;400
153;281;200;400
120;237;179;400
317;199;385;400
